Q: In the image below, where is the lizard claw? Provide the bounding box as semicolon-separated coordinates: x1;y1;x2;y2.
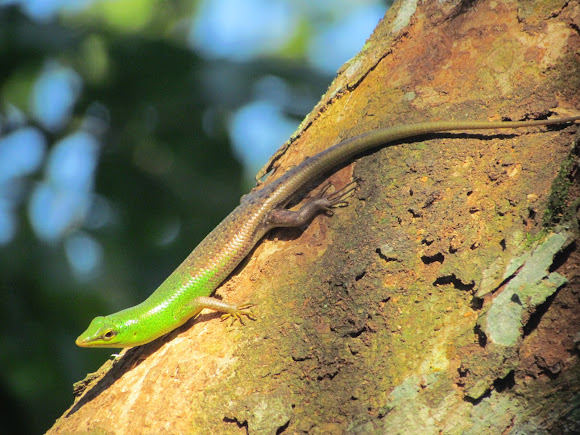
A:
320;178;359;213
220;303;256;326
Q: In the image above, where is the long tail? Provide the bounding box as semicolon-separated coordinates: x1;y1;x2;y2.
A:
281;115;580;196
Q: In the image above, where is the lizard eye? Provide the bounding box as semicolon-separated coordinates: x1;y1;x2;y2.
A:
102;330;116;341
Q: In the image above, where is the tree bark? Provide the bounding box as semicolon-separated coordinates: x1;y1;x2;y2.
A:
49;0;580;433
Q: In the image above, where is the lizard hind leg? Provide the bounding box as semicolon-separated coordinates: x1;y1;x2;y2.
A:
267;178;359;228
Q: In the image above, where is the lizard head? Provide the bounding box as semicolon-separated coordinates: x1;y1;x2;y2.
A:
76;316;128;348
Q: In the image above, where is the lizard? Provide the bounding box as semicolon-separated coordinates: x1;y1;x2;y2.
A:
76;114;580;348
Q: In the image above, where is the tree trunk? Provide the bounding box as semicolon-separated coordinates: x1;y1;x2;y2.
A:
49;0;580;433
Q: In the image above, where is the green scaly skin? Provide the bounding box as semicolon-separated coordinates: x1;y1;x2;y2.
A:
76;115;580;348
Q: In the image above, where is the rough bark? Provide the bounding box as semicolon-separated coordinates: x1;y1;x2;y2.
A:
49;0;580;433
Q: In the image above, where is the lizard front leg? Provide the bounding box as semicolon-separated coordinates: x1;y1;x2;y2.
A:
184;297;255;325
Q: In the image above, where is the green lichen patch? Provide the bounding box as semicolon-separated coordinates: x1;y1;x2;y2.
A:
479;231;571;347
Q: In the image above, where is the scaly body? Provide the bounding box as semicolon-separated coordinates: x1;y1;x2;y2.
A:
76;116;580;348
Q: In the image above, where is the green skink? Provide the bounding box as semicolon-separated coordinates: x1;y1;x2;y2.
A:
76;115;580;348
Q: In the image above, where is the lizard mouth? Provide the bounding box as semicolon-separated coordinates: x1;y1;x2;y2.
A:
75;336;88;347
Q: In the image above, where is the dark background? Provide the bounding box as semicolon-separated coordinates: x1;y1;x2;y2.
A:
0;1;388;432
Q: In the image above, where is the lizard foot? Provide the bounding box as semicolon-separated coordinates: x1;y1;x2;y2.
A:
315;178;359;215
220;303;256;326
